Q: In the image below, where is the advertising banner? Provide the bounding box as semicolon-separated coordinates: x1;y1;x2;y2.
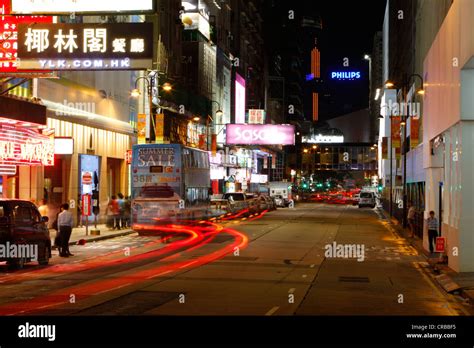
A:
11;0;154;14
411;118;419;149
17;23;153;70
391;116;401;149
155;114;164;144
226;124;295;146
248;109;265;124
137;114;147;144
0;0;52;74
382;137;388;160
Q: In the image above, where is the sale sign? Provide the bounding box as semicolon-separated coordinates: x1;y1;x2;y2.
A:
435;237;446;253
0;0;52;73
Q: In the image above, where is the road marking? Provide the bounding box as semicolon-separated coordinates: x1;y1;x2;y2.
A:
265;306;279;316
302;274;307;278
288;288;296;294
310;264;315;268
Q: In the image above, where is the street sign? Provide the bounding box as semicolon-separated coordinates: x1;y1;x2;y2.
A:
82;194;91;216
435;237;446;253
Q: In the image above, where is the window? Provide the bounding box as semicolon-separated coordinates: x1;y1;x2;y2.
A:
13;204;33;225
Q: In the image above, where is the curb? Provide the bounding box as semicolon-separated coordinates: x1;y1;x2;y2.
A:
376;208;473;304
68;229;136;246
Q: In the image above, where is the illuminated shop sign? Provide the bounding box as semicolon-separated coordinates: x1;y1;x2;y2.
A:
248;109;265;124
330;71;361;80
54;137;74;155
302;134;344;144
226;124;295;146
17;23;153;70
0;0;52;74
235;73;246;124
11;0;154;14
0;118;54;166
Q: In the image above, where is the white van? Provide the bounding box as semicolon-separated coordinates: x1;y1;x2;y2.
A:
358;191;376;208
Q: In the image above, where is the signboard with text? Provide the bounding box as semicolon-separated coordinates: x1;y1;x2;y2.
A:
435;237;446;253
11;0;154;14
226;124;295;146
248;109;265;124
17;23;153;70
0;0;52;74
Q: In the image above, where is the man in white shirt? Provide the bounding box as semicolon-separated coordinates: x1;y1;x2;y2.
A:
57;203;74;257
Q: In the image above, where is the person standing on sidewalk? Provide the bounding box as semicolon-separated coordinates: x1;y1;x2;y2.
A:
407;204;416;238
426;211;439;254
58;203;74;257
117;193;125;229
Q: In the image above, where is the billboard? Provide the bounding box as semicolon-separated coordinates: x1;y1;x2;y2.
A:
11;0;154;14
226;124;295;146
0;0;52;74
17;23;153;70
235;73;246;124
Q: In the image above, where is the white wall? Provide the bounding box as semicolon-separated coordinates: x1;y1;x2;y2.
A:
423;0;474;272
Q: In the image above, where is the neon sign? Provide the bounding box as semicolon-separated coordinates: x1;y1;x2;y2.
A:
331;71;361;80
0;121;54;166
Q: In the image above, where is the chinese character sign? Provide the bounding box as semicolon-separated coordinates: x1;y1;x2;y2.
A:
17;23;153;70
0;0;51;73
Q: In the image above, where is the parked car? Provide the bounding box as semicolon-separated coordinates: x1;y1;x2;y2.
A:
352;193;360;206
358;192;376;208
273;194;290;207
0;199;51;269
222;193;259;215
256;195;276;212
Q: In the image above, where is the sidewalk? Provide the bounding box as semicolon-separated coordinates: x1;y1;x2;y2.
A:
378;208;474;305
51;224;136;246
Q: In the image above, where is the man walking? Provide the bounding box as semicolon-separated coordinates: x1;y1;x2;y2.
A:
407;204;416;238
426;211;439;254
58;203;74;257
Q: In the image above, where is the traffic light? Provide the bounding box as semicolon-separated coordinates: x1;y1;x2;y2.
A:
302;183;308;189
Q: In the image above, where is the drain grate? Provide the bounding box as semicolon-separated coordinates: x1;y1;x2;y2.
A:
338;276;370;283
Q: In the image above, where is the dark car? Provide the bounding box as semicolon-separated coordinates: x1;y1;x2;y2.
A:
0;199;51;269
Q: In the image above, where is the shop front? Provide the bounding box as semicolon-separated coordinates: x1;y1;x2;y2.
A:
0;96;52;201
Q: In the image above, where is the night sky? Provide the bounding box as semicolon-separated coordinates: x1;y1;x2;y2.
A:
267;0;387;121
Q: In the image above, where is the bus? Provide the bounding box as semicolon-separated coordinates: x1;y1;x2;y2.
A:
131;144;211;230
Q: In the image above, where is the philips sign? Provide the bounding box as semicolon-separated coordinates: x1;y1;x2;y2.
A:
331;71;361;80
226;124;295;146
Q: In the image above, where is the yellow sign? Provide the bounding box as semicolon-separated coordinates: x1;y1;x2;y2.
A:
137;113;147;144
155;114;164;144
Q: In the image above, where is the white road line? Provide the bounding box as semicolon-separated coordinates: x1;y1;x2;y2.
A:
265;306;279;316
288;288;296;294
302;274;307;278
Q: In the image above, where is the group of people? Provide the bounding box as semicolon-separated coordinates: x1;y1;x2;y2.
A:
106;194;131;230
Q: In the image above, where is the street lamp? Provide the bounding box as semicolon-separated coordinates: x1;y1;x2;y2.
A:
131;71;171;143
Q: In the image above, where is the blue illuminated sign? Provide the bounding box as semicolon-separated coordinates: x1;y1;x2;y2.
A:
331;71;361;80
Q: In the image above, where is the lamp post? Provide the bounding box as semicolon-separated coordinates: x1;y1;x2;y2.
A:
131;71;172;143
207;100;223;151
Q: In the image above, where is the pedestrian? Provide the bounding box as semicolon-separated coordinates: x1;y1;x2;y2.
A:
117;193;125;229
52;205;63;250
426;211;439;254
407;204;416;238
106;196;120;230
38;199;49;218
124;196;131;228
57;203;74;257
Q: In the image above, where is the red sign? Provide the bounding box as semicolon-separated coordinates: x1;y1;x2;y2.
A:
391;116;401;149
411;118;419;149
0;0;52;73
125;150;132;164
82;194;91;216
435;237;446;253
82;171;93;185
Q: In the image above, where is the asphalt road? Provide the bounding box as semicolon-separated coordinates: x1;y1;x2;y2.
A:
0;203;470;316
